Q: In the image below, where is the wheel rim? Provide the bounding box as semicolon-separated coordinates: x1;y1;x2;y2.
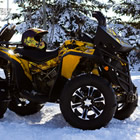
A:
16;98;30;107
71;86;105;120
117;103;125;111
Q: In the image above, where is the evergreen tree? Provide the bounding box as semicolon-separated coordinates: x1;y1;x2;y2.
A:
110;0;140;48
110;0;140;66
11;0;140;69
13;0;111;47
12;0;140;48
112;0;140;28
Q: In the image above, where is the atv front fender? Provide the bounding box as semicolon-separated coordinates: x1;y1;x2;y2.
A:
61;49;100;79
49;49;103;102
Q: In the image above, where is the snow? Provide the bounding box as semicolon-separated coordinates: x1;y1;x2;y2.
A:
0;71;139;140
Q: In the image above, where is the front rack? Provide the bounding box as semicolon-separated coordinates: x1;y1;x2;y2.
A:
98;47;132;94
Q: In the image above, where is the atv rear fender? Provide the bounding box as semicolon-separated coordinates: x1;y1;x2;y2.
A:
0;48;32;90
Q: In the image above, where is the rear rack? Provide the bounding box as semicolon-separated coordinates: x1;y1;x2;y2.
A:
0;41;22;48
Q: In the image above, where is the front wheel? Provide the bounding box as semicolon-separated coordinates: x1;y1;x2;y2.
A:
114;100;138;120
60;74;117;130
114;86;138;120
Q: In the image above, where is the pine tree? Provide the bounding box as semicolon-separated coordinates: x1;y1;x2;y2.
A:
13;0;111;47
110;0;140;67
12;0;140;48
112;0;140;28
12;0;140;69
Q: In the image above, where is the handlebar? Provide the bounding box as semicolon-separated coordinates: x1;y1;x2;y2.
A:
92;11;106;27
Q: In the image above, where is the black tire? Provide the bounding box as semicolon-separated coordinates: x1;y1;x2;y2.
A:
114;98;138;120
0;78;9;118
114;85;138;120
9;97;44;116
60;74;117;130
0;101;9;118
0;65;44;116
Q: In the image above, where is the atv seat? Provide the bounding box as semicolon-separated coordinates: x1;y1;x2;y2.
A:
14;47;59;64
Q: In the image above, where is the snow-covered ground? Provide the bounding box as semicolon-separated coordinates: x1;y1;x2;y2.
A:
0;71;139;140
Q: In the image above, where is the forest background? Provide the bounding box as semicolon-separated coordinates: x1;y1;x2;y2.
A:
1;0;140;69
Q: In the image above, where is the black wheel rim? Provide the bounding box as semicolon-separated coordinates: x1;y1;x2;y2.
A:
71;86;105;120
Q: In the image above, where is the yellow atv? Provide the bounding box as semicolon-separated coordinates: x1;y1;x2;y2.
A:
0;12;138;130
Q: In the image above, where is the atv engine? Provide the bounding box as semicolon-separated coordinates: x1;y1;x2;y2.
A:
32;67;58;94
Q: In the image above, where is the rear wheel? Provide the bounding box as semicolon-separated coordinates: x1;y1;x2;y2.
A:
8;97;44;116
60;74;117;130
0;60;44;116
0;69;10;118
